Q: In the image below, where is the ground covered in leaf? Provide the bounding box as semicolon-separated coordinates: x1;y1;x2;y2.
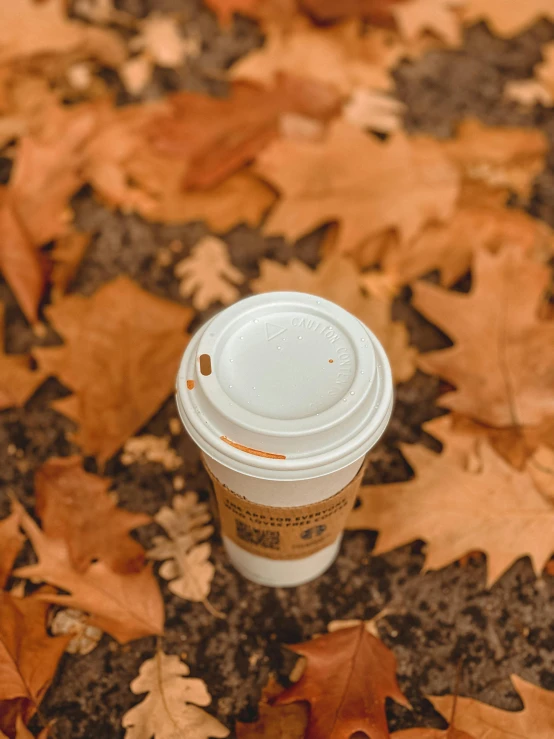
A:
1;0;554;738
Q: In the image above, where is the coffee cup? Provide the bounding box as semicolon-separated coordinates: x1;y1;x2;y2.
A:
176;292;393;587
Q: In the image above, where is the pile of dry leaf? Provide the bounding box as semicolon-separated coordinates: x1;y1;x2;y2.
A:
1;0;554;737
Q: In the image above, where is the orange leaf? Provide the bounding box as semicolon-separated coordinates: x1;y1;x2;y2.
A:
236;676;308;738
35;456;151;574
0;505;24;589
0;304;46;410
300;0;403;24
276;624;409;739
34;276;193;463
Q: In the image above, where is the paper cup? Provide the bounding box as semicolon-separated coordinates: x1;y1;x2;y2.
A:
176;292;393;587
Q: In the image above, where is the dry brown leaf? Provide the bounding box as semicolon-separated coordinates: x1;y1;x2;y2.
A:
5;717;50;739
50;231;90;300
148;79;340;190
376;205;554;286
0;591;70;737
0;0;126;68
251;254;417;382
393;729;473;738
175;237;244;310
255;121;459;254
204;0;261;24
122;651;229;739
393;0;463;45
0;506;24;589
462;0;554;38
348;441;554;585
34;277;192;463
343;88;405;132
0;198;46;326
0;304;46;409
528;447;554;502
14;503;164;644
48;608;103;656
121;435;183;471
505;79;554;107
413;247;554;429
439;118;548;200
235;676;309;739
148;492;218;608
431;674;554;737
276;623;409;739
34;455;151;574
299;0;404;24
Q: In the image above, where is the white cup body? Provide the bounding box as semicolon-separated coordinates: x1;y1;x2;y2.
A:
176;292;393;587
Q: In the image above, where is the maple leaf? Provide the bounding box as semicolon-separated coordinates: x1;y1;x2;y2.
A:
34;276;193;463
34;455;151;574
236;676;308;739
255;120;459;254
0;304;46;410
174;237;244;311
348;441;554;585
0;591;70;737
439;119;548;201
148;493;221;615
276;623;409;739
392;0;463;46
412;247;554;429
122;651;229;739
251;254;417;382
462;0;554;38
377;204;554;287
0;198;46;326
0;506;24;589
14;503;164;644
148;79;340;190
431;674;554;738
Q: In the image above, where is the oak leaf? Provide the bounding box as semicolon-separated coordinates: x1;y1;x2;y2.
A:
347;441;554;585
276;623;409;739
462;0;554;38
251;254;417;382
439;118;548;200
34;455;151;574
235;675;308;738
34;277;193;463
392;0;463;46
255;121;459;254
412;247;554;429
528;446;554;503
0;592;70;737
148;492;218;610
122;651;229;739
0;304;46;410
431;674;554;738
0;505;24;589
175;237;244;310
14;503;164;644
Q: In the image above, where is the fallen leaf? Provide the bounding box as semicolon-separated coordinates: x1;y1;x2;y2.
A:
431;674;554;738
121;435;183;471
236;676;309;739
393;729;473;738
347;441;554;585
148;79;340;190
50;231;90;299
148;492;218;608
462;0;554;38
528;446;554;502
0;0;126;69
0;303;46;409
34;455;151;573
2;717;50;739
393;0;463;45
255;121;459;254
204;0;262;25
0;198;46;325
377;204;554;286
251;254;417;382
276;623;409;739
122;651;229;738
48;608;103;656
0;506;24;589
299;0;403;24
504;79;554;107
175;237;244;310
412;247;554;428
34;276;193;463
0;591;70;736
343;88;405;132
14;504;164;644
440;118;548;200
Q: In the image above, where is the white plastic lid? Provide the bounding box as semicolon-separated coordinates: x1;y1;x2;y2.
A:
176;292;393;481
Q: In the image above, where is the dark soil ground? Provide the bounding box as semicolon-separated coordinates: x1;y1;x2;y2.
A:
2;2;554;737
